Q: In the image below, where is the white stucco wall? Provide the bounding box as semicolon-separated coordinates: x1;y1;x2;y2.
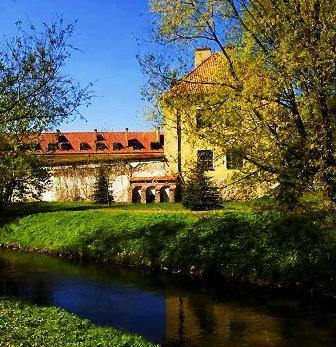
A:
41;159;167;203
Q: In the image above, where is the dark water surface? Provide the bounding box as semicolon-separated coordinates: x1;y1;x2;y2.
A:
0;249;336;346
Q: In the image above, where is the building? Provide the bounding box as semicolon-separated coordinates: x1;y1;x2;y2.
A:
162;48;248;200
33;48;257;203
34;129;177;203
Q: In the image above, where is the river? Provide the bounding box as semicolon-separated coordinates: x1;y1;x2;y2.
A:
0;249;335;346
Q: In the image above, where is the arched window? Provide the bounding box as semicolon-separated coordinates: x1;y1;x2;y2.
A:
146;186;156;203
160;186;170;203
132;186;142;203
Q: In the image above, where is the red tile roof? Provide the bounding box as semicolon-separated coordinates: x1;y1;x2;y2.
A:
169;52;224;95
31;131;164;163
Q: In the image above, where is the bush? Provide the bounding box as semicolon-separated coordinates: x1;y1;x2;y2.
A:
92;166;113;204
183;165;223;211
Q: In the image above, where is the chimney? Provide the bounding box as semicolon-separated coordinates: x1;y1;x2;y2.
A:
195;48;212;68
125;128;129;146
156;127;160;142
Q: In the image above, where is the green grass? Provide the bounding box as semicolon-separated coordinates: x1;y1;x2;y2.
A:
0;298;157;347
2;199;336;294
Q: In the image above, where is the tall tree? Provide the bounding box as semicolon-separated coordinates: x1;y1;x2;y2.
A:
0;19;93;212
92;165;113;205
144;0;336;208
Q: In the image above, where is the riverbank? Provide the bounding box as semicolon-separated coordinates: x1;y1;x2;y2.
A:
1;201;336;296
0;298;157;346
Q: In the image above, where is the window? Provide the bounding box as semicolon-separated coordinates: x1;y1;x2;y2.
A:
20;143;41;151
80;142;91;150
197;150;214;171
113;142;124;151
128;139;144;150
48;143;57;151
195;109;205;129
150;142;162;150
60;142;73;151
226;151;243;170
96;142;108;150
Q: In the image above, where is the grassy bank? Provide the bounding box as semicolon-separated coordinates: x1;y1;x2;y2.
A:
1;202;336;294
0;298;157;346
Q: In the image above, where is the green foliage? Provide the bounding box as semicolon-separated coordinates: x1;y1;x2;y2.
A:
183;165;223;211
92;166;113;204
147;0;336;208
0;298;156;346
0;18;92;212
0;145;50;213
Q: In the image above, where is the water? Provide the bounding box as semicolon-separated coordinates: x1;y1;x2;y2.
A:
0;249;336;346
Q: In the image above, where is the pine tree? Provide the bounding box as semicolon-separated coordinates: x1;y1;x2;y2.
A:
182;164;223;211
92;166;113;204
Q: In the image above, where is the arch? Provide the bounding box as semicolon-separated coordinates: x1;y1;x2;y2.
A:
146;186;156;203
160;186;170;203
132;186;142;203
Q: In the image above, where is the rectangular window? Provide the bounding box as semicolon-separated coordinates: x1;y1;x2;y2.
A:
197;150;214;171
195;109;205;129
226;151;243;170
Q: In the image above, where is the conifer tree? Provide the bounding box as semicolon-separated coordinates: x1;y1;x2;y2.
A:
183;164;223;211
92;166;113;204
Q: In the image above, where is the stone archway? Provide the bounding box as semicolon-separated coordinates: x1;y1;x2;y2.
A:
132;186;142;203
146;186;156;203
160;186;170;203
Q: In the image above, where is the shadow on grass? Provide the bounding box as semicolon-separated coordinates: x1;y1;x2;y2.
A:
0;202;112;227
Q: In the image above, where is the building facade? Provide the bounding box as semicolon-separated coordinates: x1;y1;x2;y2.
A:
162;48;251;200
36;129;177;203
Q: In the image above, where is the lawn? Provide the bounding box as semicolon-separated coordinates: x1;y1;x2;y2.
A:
0;298;157;347
1;198;336;295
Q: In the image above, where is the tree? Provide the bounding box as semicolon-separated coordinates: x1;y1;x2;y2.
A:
144;0;336;208
92;166;113;204
183;164;223;210
0;19;93;212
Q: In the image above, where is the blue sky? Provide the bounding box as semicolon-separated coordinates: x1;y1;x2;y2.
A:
0;0;156;132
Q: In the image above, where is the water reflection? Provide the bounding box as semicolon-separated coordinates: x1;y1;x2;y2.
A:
0;249;336;346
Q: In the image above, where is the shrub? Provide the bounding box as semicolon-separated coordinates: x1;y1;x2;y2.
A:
92;166;113;204
183;165;223;211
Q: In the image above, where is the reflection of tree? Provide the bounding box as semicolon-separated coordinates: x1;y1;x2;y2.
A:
177;297;185;344
188;297;216;334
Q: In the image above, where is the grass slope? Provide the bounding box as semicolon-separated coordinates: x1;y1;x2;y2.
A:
1;201;336;294
0;298;157;347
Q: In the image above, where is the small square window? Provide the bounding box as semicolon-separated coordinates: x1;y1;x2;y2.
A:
128;139;144;150
113;142;124;151
48;143;57;151
96;142;108;151
197;150;214;171
60;142;73;151
150;142;162;150
226;151;243;170
80;142;91;150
